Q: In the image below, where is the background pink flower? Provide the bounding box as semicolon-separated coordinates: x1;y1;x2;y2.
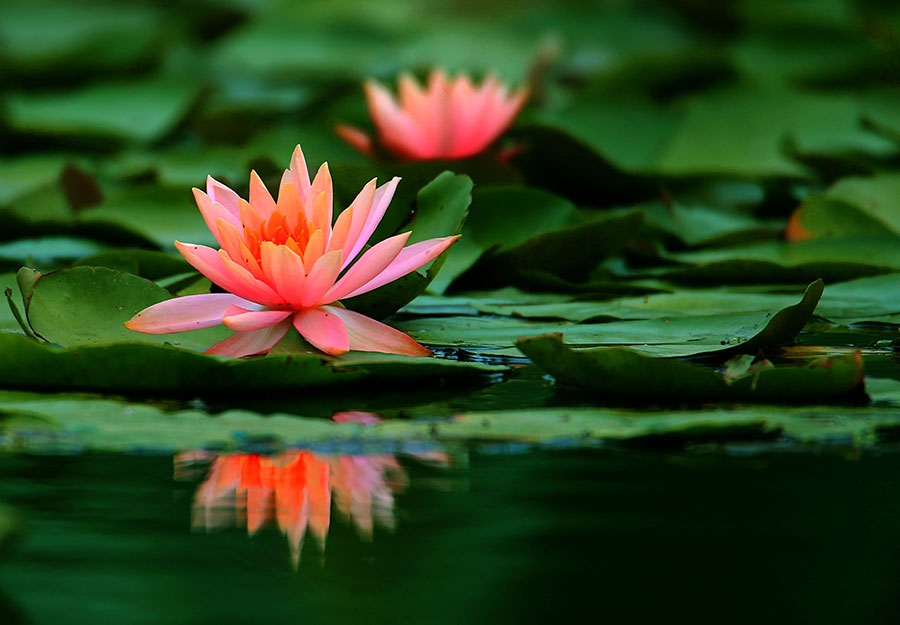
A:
337;69;527;161
126;145;458;358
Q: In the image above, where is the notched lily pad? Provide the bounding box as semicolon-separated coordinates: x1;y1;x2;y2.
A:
399;279;823;358
517;333;864;403
19;265;228;351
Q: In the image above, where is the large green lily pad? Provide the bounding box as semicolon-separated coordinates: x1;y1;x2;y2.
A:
398;280;823;357
517;333;864;402
6;78;199;144
0;333;505;395
20;266;229;351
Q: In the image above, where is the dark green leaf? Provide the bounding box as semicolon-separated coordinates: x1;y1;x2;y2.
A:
0;333;504;395
517;333;863;402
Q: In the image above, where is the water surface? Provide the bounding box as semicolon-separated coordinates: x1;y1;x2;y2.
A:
2;446;900;624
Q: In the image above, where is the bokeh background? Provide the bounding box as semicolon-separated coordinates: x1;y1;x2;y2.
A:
4;0;900;262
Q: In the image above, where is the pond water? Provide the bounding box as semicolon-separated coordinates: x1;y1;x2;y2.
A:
2;445;900;624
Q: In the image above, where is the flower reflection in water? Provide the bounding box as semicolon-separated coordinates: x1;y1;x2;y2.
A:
174;414;449;566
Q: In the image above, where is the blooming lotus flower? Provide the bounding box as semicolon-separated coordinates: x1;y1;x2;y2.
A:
126;145;458;358
336;68;527;161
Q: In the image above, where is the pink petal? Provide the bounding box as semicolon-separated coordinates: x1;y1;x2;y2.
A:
222;306;292;331
303;228;326;269
342;235;459;299
449;76;497;158
193;188;241;248
463;84;527;157
249;170;277;219
205;319;292;358
176;241;245;296
216;217;264;281
332;411;382;425
300;249;343;307
206;176;240;215
125;293;259;334
218;249;286;307
319;231;410;305
293;307;349;355
364;80;432;158
328;178;375;264
276;182;305;233
343;176;400;267
280;145;312;203
334;123;374;157
260;242;307;305
324;306;430;356
424;69;453;156
309;163;333;241
398;72;442;155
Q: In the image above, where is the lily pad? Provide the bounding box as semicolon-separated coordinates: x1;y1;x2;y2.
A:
6;78;199;144
516;333;864;402
451;209;645;291
0;3;160;75
656;238;900;284
0;333;505;395
0;392;769;453
656;88;894;178
785;195;894;242
80;185;216;249
429;186;578;293
0;155;70;206
73;250;190;281
21;266;229;351
472;273;900;325
402;280;822;357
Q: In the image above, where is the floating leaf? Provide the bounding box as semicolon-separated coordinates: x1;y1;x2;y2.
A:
0;393;768;453
0;333;505;395
451;209;644;291
399;280;823;357
21;266;228;351
72;250;189;281
656;88;894;178
0;155;69;206
429;186;578;293
6;78;199;143
517;333;864;402
0;3;160;75
656;238;900;284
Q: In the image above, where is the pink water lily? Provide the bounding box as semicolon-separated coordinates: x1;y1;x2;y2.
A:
126;145;458;358
336;68;527;161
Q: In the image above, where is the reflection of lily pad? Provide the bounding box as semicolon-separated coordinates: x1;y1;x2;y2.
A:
0;501;22;558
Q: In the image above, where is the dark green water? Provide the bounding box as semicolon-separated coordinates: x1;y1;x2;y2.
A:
2;447;900;624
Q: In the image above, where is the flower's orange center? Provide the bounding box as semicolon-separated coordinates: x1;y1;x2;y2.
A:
244;211;312;261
